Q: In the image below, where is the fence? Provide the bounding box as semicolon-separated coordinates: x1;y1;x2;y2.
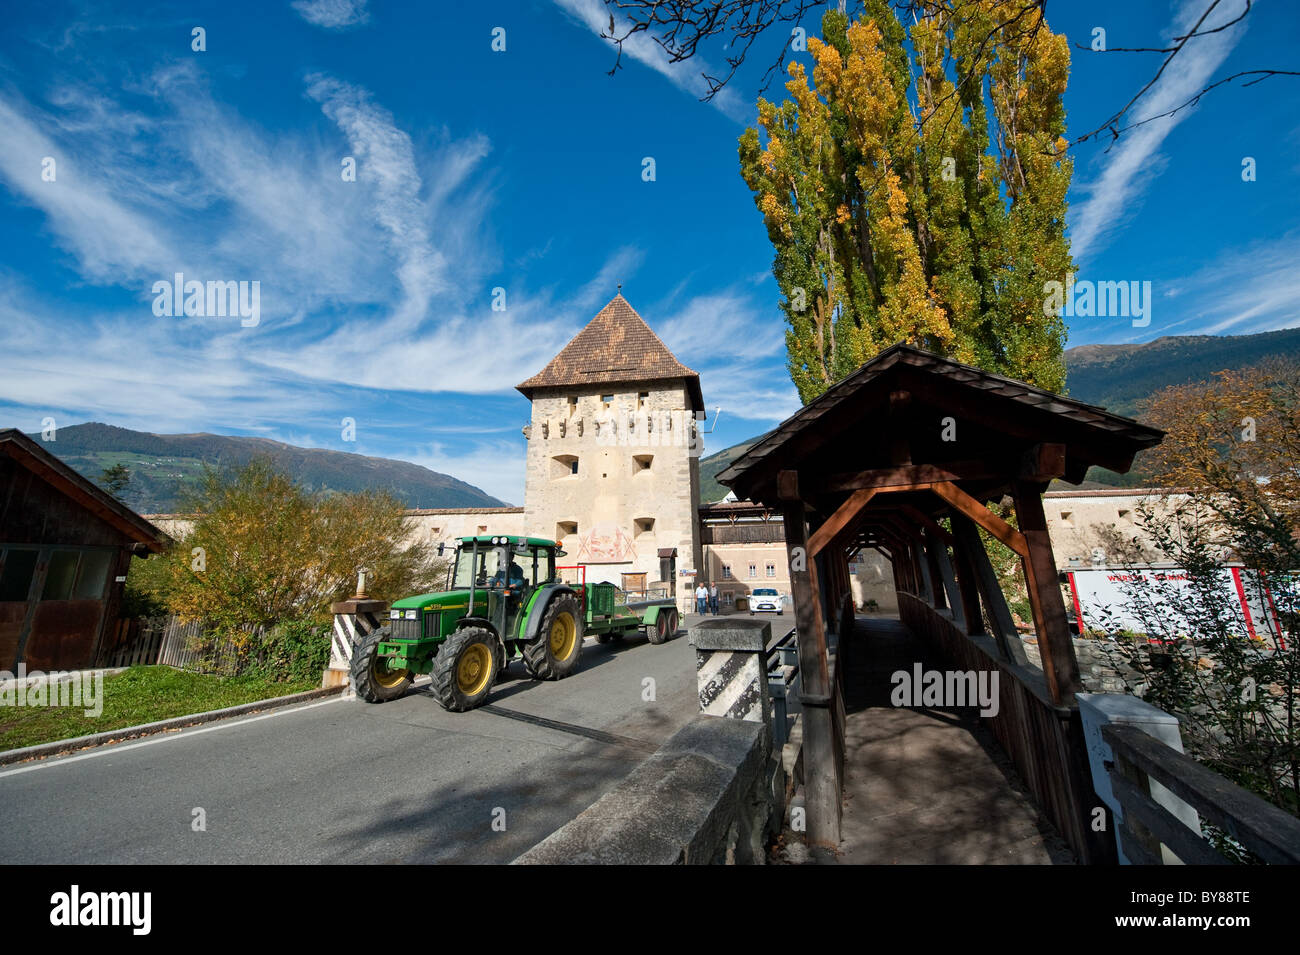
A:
103;616;265;675
1102;722;1300;864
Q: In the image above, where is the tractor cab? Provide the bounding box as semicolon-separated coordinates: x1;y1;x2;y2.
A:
450;535;564;641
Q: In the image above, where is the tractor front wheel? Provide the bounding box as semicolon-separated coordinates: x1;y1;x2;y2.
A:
431;627;500;712
351;625;412;703
524;594;584;680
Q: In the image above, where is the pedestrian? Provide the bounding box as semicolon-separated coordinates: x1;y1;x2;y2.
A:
709;582;719;615
695;582;708;616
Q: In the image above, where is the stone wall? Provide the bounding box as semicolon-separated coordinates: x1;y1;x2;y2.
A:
513;715;775;864
1020;635;1143;694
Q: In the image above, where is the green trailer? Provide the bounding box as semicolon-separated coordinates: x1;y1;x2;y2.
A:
350;534;679;711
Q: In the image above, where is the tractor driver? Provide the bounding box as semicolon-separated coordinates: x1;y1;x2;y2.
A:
491;556;526;590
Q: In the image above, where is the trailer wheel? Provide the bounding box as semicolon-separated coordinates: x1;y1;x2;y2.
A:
351;625;412;703
648;612;670;644
431;627;499;712
524;594;584;680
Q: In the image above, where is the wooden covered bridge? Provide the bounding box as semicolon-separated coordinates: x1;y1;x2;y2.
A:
718;344;1164;863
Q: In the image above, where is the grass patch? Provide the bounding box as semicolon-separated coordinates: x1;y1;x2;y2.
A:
0;666;317;753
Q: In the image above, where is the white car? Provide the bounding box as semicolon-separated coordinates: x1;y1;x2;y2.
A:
749;587;784;615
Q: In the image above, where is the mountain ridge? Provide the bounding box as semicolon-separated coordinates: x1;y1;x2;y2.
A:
29;422;507;513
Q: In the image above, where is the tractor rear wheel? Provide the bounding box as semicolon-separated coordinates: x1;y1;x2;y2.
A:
351;625;412;703
523;594;584;680
431;627;500;712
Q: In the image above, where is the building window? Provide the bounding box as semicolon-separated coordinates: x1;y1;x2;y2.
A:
1117;509;1132;520
722;564;732;579
1058;511;1073;527
567;396;577;417
637;391;649;409
551;454;579;479
748;563;757;579
557;521;578;538
633;453;653;473
477;525;488;535
633;517;655;538
39;549;112;601
601;394;614;405
766;563;776;577
0;548;38;601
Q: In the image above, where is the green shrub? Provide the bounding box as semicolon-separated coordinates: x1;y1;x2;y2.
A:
248;619;331;683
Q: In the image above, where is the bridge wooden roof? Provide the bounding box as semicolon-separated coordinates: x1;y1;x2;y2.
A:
719;344;1164;509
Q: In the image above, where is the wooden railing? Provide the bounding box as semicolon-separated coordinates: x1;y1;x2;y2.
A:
1103;723;1300;865
898;591;1114;863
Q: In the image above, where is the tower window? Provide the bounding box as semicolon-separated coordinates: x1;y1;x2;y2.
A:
637;391;649;409
600;394;614;405
557;521;578;538
567;396;577;417
634;517;655;538
551;454;579;479
633;453;653;473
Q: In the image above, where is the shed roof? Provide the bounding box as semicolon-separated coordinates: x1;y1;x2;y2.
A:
0;429;170;551
516;295;704;411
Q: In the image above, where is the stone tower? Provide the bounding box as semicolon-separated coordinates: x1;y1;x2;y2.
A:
516;294;704;594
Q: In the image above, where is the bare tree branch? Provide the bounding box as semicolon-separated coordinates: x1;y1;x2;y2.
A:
1070;0;1254;53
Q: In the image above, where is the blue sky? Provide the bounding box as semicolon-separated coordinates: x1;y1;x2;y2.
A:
1;0;1297;503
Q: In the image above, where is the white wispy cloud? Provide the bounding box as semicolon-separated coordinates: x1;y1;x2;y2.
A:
305;73;455;327
291;0;369;30
1068;1;1248;264
550;0;748;121
1139;233;1300;338
656;291;798;423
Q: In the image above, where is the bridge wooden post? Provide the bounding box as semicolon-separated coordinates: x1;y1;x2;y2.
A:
779;469;842;848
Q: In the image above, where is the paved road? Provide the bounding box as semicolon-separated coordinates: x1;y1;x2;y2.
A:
0;624;701;864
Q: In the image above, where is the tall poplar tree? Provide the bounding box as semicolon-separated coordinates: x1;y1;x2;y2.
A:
739;2;1072;403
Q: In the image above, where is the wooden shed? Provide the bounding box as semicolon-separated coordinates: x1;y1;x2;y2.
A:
718;345;1164;860
0;429;169;671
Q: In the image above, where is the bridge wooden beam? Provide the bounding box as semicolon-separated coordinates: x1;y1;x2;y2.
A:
931;481;1029;559
807;487;879;558
1012;481;1082;706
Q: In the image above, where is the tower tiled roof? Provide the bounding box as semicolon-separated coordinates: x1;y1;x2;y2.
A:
516;295;704;411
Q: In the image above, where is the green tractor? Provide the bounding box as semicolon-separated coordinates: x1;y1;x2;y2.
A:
350;534;678;712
